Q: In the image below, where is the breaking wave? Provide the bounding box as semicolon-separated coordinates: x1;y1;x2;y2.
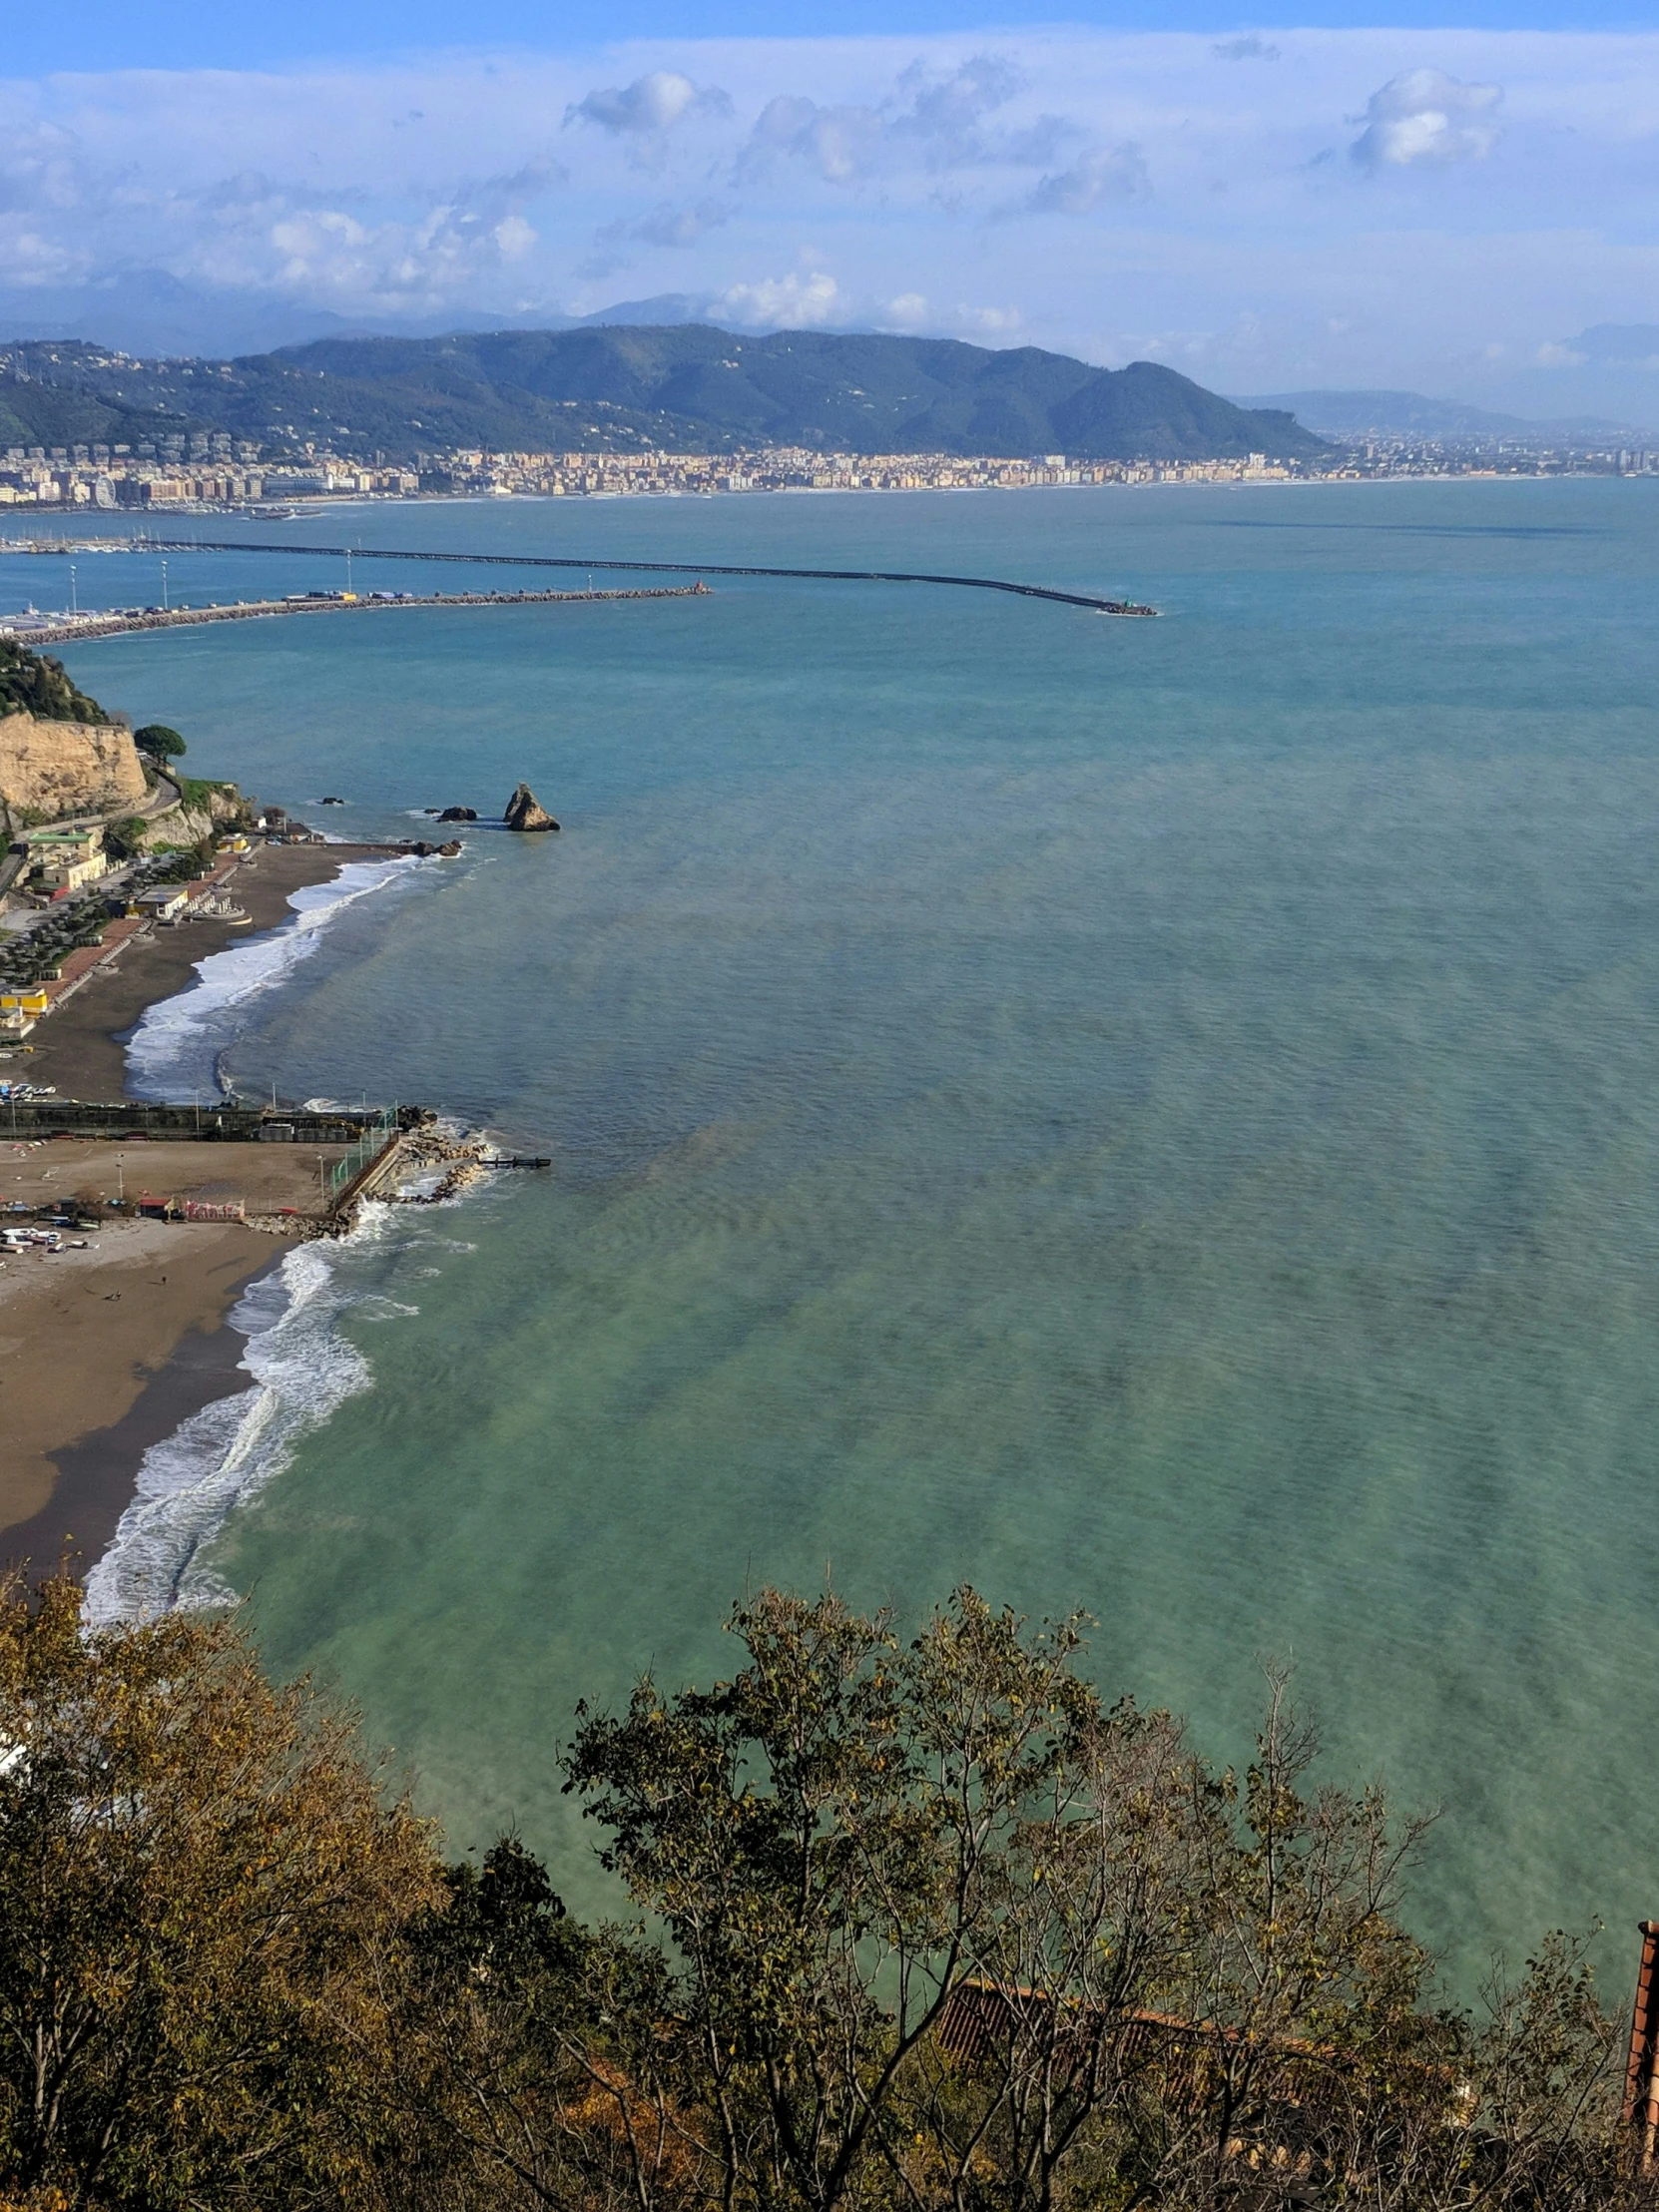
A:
83;1208;401;1623
125;856;420;1100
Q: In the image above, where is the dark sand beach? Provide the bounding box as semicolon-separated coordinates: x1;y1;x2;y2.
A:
0;1219;276;1564
0;840;408;1576
18;842;398;1103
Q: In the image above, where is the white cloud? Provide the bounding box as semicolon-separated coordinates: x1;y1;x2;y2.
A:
1213;36;1281;62
742;56;1070;185
1351;69;1502;171
581;197;732;277
954;303;1022;333
0;32;1657;408
713;269;843;327
567;70;731;137
1015;144;1148;216
746;95;884;184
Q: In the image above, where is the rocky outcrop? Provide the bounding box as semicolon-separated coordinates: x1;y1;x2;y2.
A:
0;710;148;821
504;783;559;831
438;806;477;822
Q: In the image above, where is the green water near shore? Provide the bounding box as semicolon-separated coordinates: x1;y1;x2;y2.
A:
35;477;1659;1985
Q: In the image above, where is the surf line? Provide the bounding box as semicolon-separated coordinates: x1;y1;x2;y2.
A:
144;538;1159;618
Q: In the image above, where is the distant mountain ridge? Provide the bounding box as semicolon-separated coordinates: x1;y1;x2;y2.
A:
0;325;1329;464
1231;387;1655;443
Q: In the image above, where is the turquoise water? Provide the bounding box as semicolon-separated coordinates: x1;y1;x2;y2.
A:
31;478;1659;1987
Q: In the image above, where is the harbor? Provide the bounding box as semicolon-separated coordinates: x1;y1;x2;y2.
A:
0;580;713;650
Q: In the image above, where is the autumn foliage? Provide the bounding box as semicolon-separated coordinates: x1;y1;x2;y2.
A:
0;1573;1642;2211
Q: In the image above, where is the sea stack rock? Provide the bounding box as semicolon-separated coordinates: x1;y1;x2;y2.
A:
504;783;559;831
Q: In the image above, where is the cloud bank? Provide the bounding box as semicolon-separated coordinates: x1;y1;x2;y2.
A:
3;30;1659;410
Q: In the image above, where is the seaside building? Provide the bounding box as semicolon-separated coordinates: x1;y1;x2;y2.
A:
26;825;106;895
0;982;48;1037
133;884;190;920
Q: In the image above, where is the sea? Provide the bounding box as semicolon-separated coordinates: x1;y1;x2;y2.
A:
12;476;1659;1992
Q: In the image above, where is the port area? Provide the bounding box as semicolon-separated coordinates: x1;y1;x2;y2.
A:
5;582;712;650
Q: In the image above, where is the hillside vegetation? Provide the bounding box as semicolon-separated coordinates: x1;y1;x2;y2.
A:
0;638;111;725
0;326;1328;462
0;1571;1640;2212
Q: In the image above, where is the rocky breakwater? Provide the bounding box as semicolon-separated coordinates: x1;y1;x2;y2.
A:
504;783;559;831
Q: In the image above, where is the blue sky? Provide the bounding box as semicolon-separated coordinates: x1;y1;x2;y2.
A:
5;2;1659;413
7;0;1653;71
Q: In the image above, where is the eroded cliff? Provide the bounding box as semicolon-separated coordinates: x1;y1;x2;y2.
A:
0;710;150;821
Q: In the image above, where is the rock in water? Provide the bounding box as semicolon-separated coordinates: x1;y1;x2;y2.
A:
503;783;559;831
437;805;478;822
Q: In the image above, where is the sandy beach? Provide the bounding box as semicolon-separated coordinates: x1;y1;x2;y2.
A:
0;839;410;1580
11;841;399;1103
0;1218;274;1571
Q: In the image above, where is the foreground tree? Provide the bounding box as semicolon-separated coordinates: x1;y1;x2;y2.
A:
0;1573;443;2210
0;1573;1636;2211
563;1587;1634;2212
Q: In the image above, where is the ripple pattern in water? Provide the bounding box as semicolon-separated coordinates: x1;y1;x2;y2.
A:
37;477;1659;1984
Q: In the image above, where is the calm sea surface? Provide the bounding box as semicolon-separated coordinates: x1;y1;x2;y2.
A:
22;478;1659;1986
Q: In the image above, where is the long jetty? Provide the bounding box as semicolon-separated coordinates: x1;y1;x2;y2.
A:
141;537;1158;617
5;583;709;649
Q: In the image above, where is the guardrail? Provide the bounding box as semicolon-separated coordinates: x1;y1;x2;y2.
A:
326;1107;398;1199
0;1099;395;1142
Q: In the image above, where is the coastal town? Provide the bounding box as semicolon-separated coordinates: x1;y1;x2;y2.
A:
4;433;1658;515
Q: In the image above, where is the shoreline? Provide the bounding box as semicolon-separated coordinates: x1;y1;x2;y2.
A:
0;839;422;1579
0;1220;276;1570
10;841;405;1102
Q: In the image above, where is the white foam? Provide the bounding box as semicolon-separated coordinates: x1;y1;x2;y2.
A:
125;856;420;1099
83;1210;401;1623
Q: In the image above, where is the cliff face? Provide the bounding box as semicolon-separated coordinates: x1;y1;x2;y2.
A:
0;710;149;820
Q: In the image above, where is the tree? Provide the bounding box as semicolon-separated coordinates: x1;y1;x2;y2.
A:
132;725;186;761
0;1576;1635;2212
563;1587;1203;2212
0;642;109;727
563;1589;1635;2212
390;1838;696;2212
0;1573;443;2210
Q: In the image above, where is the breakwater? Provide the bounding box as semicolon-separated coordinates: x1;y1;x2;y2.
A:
5;582;711;650
142;538;1158;617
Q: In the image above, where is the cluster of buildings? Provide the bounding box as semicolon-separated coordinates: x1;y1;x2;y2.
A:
417;447;1304;497
6;432;1657;514
0;438;419;510
1327;439;1659;478
0;819;272;1042
0;438;1314;513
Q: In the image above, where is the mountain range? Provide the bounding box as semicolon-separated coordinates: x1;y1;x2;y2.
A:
1231;387;1654;444
0;325;1329;464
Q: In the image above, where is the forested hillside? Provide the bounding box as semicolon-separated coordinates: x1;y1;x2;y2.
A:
0;326;1328;462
